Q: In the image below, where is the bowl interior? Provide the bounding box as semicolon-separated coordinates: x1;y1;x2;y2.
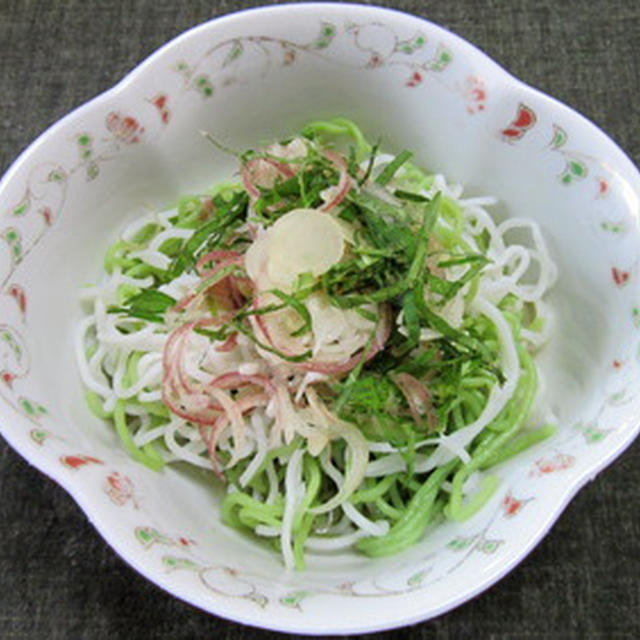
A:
1;4;639;633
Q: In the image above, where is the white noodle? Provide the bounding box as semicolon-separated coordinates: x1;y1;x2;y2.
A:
265;462;279;505
281;449;305;570
132;425;166;447
75;317;113;398
163;419;212;469
305;528;368;551
254;525;280;537
320;449;388;536
238;410;269;487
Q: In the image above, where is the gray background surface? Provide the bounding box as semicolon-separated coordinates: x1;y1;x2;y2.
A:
0;1;638;638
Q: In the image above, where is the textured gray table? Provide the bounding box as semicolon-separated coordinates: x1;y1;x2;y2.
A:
1;1;639;638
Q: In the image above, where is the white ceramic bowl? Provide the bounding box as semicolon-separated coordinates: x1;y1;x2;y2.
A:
1;3;639;634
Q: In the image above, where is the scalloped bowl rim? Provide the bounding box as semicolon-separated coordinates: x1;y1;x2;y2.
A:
1;3;639;634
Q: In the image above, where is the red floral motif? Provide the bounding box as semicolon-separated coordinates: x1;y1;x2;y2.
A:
597;177;610;198
7;284;27;316
612;359;624;370
366;53;384;69
501;103;537;141
465;76;486;114
152;94;167;109
106;112;145;144
60;454;104;470
104;471;138;507
1;371;15;387
502;492;533;518
40;206;54;226
529;453;575;477
150;93;170;125
406;71;423;87
612;267;630;287
178;536;197;547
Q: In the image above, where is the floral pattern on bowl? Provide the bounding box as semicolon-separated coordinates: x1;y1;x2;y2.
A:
1;4;639;634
